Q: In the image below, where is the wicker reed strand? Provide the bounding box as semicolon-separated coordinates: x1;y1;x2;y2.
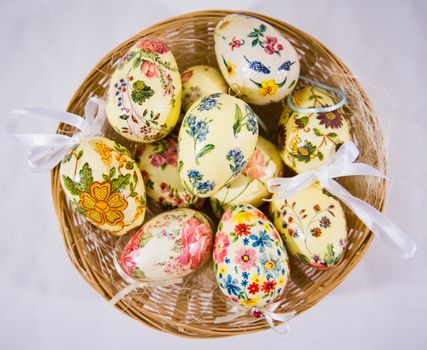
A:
50;10;386;338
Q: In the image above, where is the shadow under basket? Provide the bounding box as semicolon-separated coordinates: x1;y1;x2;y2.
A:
50;10;386;337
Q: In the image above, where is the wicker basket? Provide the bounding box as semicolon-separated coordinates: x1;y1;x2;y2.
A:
50;10;386;337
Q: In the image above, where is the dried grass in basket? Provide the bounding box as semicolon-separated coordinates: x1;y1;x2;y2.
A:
50;10;386;337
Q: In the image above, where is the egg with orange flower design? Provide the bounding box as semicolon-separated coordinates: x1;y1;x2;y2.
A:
59;136;146;235
213;204;289;308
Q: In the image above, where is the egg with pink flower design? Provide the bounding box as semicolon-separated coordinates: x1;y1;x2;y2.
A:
213;204;289;308
210;136;283;218
135;134;203;209
214;14;300;105
121;208;213;282
106;38;181;142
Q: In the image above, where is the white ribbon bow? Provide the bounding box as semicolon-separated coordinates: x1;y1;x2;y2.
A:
6;97;106;172
214;302;295;335
267;141;417;259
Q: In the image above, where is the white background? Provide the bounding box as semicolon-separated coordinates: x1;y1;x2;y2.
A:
1;0;426;349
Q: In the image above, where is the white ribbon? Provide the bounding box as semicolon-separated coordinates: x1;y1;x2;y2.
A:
267;141;417;259
6;97;107;172
214;302;295;335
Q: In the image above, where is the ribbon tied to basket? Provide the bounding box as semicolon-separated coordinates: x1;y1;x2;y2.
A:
214;302;296;335
6;97;106;172
266;140;417;259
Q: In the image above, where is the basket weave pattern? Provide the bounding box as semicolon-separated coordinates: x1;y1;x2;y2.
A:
50;10;386;337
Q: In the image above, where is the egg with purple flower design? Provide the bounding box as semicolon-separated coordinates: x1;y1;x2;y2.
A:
213;204;289;308
214;14;300;105
178;93;259;198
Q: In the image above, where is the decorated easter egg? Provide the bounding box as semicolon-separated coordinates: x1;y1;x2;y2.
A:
214;14;300;105
213;204;289;308
210;136;283;217
181;65;228;112
269;183;347;269
135;134;203;209
277;85;351;173
106;38;181;142
121;208;214;282
178;93;259;198
59;136;146;235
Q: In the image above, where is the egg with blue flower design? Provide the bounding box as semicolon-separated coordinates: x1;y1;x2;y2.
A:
213;204;289;308
214;14;300;105
178;93;259;198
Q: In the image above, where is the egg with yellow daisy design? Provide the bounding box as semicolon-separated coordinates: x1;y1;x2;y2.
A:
213;204;289;308
59;136;146;235
214;14;300;105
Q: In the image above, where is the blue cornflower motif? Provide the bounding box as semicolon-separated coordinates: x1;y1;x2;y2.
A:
244;55;270;74
247;114;258;135
197;93;221;111
241;279;248;287
259;254;281;275
225;274;241;296
187;169;203;182
195;119;209;142
250;230;273;253
243;237;249;246
195;180;215;194
225;257;231;264
242;271;249;279
278;60;295;72
226;148;246;175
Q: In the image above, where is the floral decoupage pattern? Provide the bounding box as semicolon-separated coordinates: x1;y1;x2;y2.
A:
178;93;258;198
181;65;228;113
210;136;283;218
277;85;351;173
59;136;146;235
121;208;213;282
135;134;203;209
269;183;347;269
214;14;300;105
106;39;182;142
213;204;289;308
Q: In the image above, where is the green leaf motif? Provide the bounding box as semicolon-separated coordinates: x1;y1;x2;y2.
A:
109;167;116;178
79;163;93;193
324;243;336;266
313;128;323;136
233;104;243;137
178;160;184;172
119;114;129;120
251;38;258;47
131;80;154;105
111;174;131;193
62;175;81;196
196;144;215;158
318;151;324;161
327;133;337;138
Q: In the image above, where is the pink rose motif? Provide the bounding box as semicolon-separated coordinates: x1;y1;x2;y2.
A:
136;39;170;54
242;148;268;179
149;153;166;168
213;231;230;263
234;247;257;271
141;60;159;79
121;231;143;276
177;218;213;270
264;36;284;55
222;208;232;221
181;70;193;83
160;182;169;192
140;170;150;183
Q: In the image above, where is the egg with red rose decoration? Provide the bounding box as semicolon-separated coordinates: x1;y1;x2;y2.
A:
213;204;289;308
214;14;300;105
121;208;213;282
106;38;182;142
135;134;203;209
